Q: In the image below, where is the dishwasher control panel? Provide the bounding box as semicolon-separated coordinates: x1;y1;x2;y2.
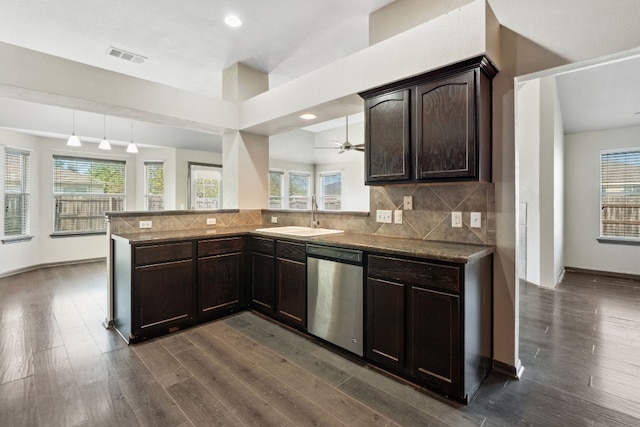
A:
306;244;363;264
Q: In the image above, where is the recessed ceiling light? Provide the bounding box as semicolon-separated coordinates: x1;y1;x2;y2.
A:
224;15;242;27
300;113;317;120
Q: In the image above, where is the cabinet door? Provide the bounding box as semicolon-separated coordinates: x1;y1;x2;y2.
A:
364;89;411;183
415;70;476;180
251;252;274;314
133;259;195;334
366;278;405;371
198;252;242;315
276;258;306;328
409;286;460;397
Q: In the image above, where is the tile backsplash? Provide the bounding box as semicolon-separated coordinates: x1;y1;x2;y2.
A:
108;182;494;246
108;209;262;235
263;182;495;245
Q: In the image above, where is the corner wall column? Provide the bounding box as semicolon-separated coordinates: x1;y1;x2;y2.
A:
222;63;269;210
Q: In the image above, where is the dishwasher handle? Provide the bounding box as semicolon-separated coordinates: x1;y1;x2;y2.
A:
306;244;363;265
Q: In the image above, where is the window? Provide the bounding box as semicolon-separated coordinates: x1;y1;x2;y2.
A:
289;172;310;209
189;162;222;209
320;172;341;210
144;162;164;211
4;148;31;237
269;170;284;209
601;149;640;240
53;156;125;234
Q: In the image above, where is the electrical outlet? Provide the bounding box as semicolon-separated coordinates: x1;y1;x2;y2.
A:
206;218;216;225
403;196;413;210
376;210;392;223
471;212;482;228
271;216;278;224
451;212;462;228
139;220;152;229
394;210;403;224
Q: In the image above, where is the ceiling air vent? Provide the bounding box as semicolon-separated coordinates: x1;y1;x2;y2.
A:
107;47;146;64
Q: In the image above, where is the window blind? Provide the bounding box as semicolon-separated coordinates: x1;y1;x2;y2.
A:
601;150;640;239
4;148;31;237
321;172;341;210
144;162;164;211
269;171;284;209
53;155;125;233
289;172;310;209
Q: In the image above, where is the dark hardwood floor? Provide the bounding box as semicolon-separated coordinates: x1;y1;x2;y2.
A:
1;261;639;426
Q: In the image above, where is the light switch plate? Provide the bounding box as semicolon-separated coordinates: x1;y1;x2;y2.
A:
451;212;462;228
470;212;481;228
206;218;216;225
271;216;278;224
403;196;413;210
394;210;403;224
139;220;152;229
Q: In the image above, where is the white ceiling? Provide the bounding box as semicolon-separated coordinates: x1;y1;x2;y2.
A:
0;0;393;99
2;0;640;152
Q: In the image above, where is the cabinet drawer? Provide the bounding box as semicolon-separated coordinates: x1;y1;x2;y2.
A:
276;240;306;262
198;237;243;258
251;237;274;255
368;255;459;293
134;242;193;266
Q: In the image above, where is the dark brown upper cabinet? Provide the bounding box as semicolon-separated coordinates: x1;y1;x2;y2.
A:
364;89;411;183
360;56;496;185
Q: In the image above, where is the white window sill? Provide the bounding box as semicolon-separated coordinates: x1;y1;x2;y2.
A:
597;237;640;246
2;235;34;244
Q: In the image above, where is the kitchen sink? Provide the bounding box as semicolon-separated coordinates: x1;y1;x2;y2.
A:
255;226;344;237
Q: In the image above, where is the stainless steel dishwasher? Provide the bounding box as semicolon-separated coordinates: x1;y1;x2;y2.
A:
306;244;364;357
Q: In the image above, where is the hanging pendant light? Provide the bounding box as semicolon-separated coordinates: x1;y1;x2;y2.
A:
67;110;82;147
98;115;111;150
126;120;138;153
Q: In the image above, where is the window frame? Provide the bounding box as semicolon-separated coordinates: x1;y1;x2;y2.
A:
188;162;223;210
52;155;126;236
3;147;32;242
268;170;285;209
319;171;342;211
288;171;311;210
144;161;165;211
599;148;640;244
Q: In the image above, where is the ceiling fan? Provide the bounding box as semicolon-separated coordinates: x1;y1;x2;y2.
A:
315;116;365;154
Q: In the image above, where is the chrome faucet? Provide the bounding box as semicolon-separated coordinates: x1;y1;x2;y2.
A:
311;194;319;228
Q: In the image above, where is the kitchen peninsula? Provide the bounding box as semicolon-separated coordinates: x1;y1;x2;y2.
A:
107;209;493;403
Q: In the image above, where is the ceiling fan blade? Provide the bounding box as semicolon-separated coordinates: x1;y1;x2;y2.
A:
355;144;365;152
315;146;340;150
330;140;344;146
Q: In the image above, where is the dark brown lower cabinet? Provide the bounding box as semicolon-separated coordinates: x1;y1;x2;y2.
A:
366;252;492;403
133;260;195;332
366;277;405;371
112;239;196;343
275;240;306;329
409;286;460;396
197;236;245;319
250;237;275;315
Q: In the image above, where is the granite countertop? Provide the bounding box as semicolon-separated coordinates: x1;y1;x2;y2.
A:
111;225;494;264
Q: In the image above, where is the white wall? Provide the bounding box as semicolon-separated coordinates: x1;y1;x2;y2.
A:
135;147;177;210
565;125;640;275
175;148;222;210
0;129;226;275
315;161;368;212
517;79;541;284
516;76;564;288
0;129;135;275
551;79;565;284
